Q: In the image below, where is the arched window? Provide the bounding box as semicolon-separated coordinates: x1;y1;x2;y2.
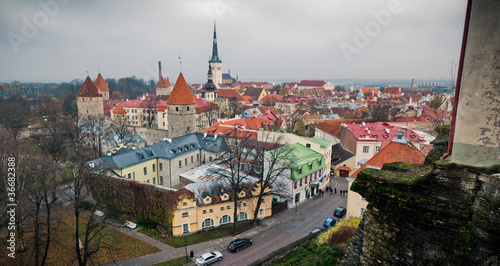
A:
202;218;214;228
219;215;231;225
187;106;190;111
237;212;248;221
176;107;179;112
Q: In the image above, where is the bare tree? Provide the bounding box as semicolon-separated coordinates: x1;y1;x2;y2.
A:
108;115;134;147
78;116;112;158
222;97;243;119
369;103;391;121
0;94;30;140
24;154;60;266
212;127;253;235
142;94;158;128
202;102;219;128
251;133;296;225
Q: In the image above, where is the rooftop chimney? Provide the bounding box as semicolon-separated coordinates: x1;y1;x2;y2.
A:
158;61;162;81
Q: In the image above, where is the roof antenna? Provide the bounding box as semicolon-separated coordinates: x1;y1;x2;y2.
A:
178;53;182;74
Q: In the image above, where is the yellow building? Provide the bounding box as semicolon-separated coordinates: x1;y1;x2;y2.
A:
172;181;272;236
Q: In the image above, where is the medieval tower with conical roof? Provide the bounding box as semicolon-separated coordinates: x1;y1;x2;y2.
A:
167;73;196;138
209;22;223;88
77;76;104;119
94;73;110;101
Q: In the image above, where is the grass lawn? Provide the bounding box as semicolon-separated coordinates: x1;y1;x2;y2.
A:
0;207;160;266
153;256;192;266
162;222;255;248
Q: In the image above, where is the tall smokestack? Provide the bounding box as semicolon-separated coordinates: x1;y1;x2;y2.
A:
411;78;414;88
158;61;162;81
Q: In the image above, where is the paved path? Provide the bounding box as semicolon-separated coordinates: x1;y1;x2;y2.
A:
105;177;348;266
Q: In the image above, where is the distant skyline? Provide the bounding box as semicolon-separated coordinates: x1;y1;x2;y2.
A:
1;0;467;83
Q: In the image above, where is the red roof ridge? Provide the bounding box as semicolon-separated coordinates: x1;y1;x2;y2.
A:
113;106;127;114
94;73;109;91
77;76;102;97
167;73;196;105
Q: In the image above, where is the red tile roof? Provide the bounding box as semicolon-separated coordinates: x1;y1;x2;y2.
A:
383;87;401;94
361;88;380;97
218;89;246;102
346;122;424;142
113;106;127;114
351;141;426;177
94;73;109;91
167;74;196;105
298;80;326;87
77;76;102;97
156;76;171;88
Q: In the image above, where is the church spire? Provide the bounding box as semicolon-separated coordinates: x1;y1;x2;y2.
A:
209;22;221;63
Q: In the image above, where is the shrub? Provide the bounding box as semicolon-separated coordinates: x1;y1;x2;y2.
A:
137;218;158;230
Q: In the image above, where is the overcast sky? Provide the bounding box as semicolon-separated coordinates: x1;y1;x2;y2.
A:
0;0;467;83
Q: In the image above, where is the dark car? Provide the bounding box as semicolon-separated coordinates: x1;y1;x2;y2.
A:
323;217;336;228
334;207;347;218
228;238;252;252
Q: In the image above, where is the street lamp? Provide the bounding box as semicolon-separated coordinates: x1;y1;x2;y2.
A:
184;238;188;261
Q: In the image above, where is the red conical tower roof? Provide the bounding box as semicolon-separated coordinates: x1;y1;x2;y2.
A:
94;73;109;91
167;73;196;105
77;76;102;97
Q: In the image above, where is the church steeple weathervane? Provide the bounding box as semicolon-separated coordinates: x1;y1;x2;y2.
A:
209;22;221;63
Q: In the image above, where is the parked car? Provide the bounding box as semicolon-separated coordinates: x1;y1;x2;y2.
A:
323;217;336;228
195;251;223;266
334;207;347;218
228;238;252;252
310;228;323;235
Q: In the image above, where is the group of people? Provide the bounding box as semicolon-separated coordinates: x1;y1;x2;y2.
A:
322;186;348;196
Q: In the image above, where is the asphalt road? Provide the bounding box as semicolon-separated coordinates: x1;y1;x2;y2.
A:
212;177;348;266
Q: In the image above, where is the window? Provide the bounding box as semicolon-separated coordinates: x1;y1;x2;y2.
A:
299;168;303;174
247;149;256;160
259;208;265;217
152;164;156;172
182;223;189;234
375;146;381;153
306;143;311;148
209;209;213;213
243;202;247;206
294;181;297;189
187;107;190;111
191;156;193;163
202;210;207;214
209;156;213;162
244;163;252;172
160;176;163;185
299;178;302;187
146;179;150;183
220;207;224;211
143;167;147;175
128;173;131;179
227;205;231;210
362;146;369;154
255;165;262;174
202;218;214;228
197;154;200;161
183;202;187;206
220;215;231;225
185;158;187;166
133;172;135;180
295;193;300;204
176;107;179;112
361;196;366;201
153;177;156;184
360;208;366;216
309;164;312;170
182;212;189;217
261;199;265;203
159;163;163;171
237;212;248;221
179;161;182;168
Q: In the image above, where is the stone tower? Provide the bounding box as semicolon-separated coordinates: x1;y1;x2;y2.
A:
209;22;222;88
77;76;104;120
167;73;196;138
94;73;110;101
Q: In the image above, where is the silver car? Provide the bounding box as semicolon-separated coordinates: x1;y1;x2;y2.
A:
195;251;223;266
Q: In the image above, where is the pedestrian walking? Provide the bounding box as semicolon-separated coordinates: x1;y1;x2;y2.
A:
330;187;333;195
334;188;337;194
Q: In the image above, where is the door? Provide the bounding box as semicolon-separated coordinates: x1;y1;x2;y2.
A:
339;170;349;177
